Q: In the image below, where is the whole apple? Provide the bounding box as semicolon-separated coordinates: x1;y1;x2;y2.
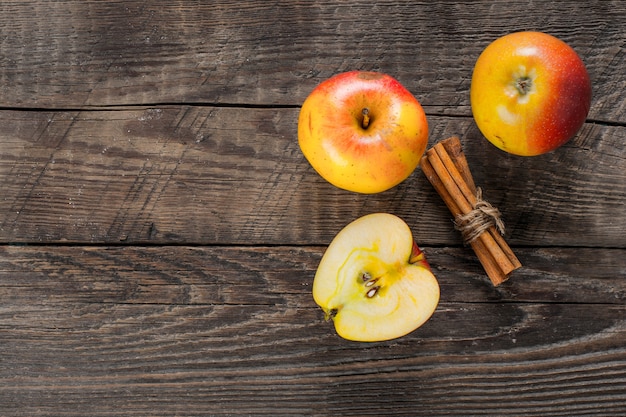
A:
298;71;429;193
470;31;592;156
313;213;439;342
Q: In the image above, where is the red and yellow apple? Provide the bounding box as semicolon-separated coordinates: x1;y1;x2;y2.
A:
298;71;429;193
470;31;592;156
312;213;440;342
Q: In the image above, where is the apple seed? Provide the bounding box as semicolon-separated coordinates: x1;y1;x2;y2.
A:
361;272;381;296
366;286;380;298
364;279;377;287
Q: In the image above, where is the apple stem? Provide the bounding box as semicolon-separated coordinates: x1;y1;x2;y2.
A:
361;108;370;129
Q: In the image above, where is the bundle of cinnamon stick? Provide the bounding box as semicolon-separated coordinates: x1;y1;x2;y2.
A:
421;136;521;286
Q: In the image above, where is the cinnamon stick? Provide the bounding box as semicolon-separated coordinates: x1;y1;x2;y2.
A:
441;135;476;194
421;136;521;285
440;138;521;275
421;157;506;282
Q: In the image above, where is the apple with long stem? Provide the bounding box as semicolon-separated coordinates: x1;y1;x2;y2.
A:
470;31;592;156
313;213;440;342
298;71;429;193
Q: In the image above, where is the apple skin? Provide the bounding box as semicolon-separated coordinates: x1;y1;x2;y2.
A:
298;71;429;193
312;213;440;342
470;31;592;156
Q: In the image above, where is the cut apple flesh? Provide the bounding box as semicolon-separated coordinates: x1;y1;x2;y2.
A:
313;213;440;342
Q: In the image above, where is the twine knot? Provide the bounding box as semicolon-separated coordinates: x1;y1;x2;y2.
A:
454;188;505;244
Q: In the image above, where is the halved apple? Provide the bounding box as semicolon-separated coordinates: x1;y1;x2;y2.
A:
313;213;440;342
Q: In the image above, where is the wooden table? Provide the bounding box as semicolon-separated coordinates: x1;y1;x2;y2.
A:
1;1;625;415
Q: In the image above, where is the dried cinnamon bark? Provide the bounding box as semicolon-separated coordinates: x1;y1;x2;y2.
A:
421;136;521;285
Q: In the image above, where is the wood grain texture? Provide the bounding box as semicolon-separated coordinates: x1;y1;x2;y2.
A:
0;1;624;122
1;1;625;415
1;108;624;246
1;245;625;416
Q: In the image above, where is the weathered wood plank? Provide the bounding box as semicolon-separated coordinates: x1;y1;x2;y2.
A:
1;245;624;305
1;245;625;416
1;108;624;247
0;1;624;122
1;303;624;416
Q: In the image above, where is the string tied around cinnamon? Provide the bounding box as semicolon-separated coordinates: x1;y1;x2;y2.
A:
454;187;505;245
